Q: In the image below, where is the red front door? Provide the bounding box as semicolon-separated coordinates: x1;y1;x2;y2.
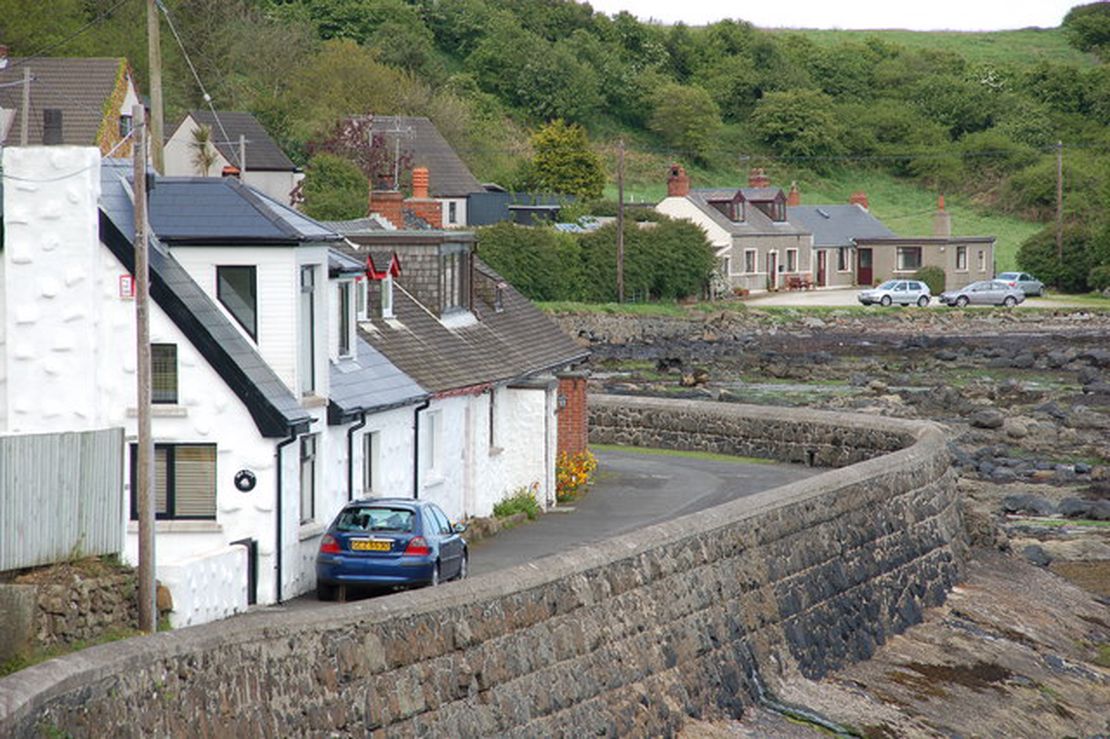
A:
817;250;827;287
857;248;873;286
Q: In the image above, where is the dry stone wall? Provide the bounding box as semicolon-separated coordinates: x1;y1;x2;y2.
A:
0;396;967;737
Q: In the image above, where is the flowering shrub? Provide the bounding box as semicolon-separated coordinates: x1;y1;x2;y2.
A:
556;450;598;503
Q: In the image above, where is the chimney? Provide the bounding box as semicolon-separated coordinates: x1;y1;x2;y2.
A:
221;165;240;179
369;189;404;229
412;166;429;199
933;194;951;238
849;191;869;210
786;181;801;206
748;167;770;188
667;163;690;197
42;109;63;145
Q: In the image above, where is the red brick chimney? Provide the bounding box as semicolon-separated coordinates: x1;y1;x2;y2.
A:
667;164;690;197
786;181;801;206
402;166;442;228
849;191;869;210
369;189;404;229
933;194;951;238
748;168;770;188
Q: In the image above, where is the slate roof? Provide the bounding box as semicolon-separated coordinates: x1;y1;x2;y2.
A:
740;187;782;202
342;245;587;394
0;57;127;147
99;159;311;438
687;189;809;237
148;176;341;244
328;338;427;424
180;111;297;172
788;205;896;247
370;116;482;198
320;216;392;233
328;248;365;277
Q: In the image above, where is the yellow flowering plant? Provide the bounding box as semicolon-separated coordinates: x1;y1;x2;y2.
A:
555;450;598;503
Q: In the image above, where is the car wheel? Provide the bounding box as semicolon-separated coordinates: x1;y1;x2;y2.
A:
1003;296;1016;307
456;550;469;581
430;561;440;587
956;296;969;308
917;296;929;307
880;295;892;307
316;581;336;601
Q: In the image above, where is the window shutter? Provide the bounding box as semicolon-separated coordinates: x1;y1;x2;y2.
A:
174;446;216;517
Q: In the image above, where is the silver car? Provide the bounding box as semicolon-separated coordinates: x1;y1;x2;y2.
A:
939;280;1025;307
857;279;931;307
997;271;1045;297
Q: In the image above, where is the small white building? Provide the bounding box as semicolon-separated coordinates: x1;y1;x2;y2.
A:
163;110;303;206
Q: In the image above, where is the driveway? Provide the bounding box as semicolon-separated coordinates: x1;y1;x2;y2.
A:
744;287;1087;310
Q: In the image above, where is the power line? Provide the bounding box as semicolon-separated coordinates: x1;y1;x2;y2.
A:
3;0;136;70
0;125;139;182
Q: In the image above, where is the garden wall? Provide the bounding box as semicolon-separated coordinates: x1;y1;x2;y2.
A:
0;396;967;737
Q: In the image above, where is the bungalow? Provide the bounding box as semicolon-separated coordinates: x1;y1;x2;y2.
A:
787;190;895;289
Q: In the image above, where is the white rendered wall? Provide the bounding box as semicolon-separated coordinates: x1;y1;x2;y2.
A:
440;198;468;227
655;196;731;249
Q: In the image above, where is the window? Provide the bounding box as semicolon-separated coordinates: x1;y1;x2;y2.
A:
896;247;922;271
786;249;798;272
429;505;452;535
955;246;967;270
837;248;849;272
130;443;216;520
424;410;441;474
299;266;315;396
744;249;757;274
381;275;394;319
356;278;367;320
362;432;378;496
977;250;986;271
337;282;351;357
151;344;177;404
217;266;257;340
119;114;133;139
448;201;458;225
299;435;316;524
441;250;468;313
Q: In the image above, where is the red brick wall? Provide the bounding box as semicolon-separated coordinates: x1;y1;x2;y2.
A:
405;198;442;229
557;373;589;457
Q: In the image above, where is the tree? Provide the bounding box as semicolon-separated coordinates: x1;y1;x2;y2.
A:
1017;222;1110;293
307;115;412;189
190;124;218;176
475;222;581;301
648;83;721;161
302;153;368;221
751;89;843;163
529;120;605;201
1063;2;1110;59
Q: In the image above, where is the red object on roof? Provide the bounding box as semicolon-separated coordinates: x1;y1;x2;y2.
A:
366;252;401;280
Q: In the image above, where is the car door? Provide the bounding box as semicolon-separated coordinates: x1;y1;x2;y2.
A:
970;282;993;305
429;504;461;577
893;281;908;304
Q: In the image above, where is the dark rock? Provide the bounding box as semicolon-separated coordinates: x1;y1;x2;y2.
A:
1010;353;1035;369
1033;402;1068;421
935;350;958;361
1001;494;1056;516
1021;545;1052;567
1087;500;1110;520
977;461;995;477
1076;366;1101;386
1082;382;1110;395
1077;348;1110;367
991;467;1018;483
969;408;1005;429
1035;461;1054;471
1058;498;1093;518
1075;462;1092;475
848;373;869;387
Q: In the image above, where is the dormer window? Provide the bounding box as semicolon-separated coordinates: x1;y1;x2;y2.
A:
337;281;353;357
355;277;368;320
441;249;468;313
366;251;401;320
381;275;394;319
710;200;743;222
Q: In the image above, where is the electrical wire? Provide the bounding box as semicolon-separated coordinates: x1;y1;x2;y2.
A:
0;125;138;182
3;0;136;71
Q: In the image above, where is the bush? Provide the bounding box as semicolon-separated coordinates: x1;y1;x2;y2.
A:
556;450;597;503
1090;264;1110;292
1016;222;1110;293
914;265;947;295
475;222;581;301
302;153;368;221
492;485;541;520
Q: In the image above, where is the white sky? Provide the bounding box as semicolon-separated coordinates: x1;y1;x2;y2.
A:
586;1;1079;31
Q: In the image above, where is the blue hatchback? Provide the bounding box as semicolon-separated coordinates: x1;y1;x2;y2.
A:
315;498;468;600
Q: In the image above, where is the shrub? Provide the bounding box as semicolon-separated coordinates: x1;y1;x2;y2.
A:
1017;222;1110;293
1090;264;1110;292
914;265;947;295
492;485;541;520
556;450;597;503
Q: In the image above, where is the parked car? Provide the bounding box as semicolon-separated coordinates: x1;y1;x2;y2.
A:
938;280;1025;308
997;271;1045;297
315;498;467;600
857;279;931;307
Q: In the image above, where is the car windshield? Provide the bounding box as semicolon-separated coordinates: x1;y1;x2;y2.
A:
876;280;898;290
337;506;415;533
998;273;1019;279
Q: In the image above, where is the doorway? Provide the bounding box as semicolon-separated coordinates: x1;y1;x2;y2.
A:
767;252;778;290
816;250;827;287
857;248;873;286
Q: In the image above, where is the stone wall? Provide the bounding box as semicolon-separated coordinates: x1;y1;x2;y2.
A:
0;396;967;737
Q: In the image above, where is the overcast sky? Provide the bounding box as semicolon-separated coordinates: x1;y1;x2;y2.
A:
586;1;1079;31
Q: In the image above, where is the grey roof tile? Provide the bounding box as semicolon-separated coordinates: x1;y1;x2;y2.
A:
789;205;895;247
0;57;126;146
370;116;482;197
179;110;297;172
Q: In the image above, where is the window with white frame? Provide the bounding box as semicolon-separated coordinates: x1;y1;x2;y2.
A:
337;281;352;357
744;249;757;274
130;443;216;520
837;248;849;271
356;277;368;320
977;249;986;271
896;247;922;271
381;275;394;318
786;248;798;272
300;435;317;524
362;431;378;496
956;245;967;270
448;201;458;225
217;265;257;340
721;256;731;276
299;266;316;396
424;410;441;474
441;249;468;313
152;344;177;404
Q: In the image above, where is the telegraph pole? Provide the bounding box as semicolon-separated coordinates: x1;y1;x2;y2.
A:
19;66;30;145
1055;140;1063;284
239;134;247;177
616;138;625;304
147;0;164;172
133;104;156;634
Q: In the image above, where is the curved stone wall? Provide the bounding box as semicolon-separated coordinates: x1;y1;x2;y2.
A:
0;396;967;737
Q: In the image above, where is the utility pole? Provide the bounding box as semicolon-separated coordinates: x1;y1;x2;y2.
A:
133;104;157;634
19;66;30;145
616;138;625;304
1055;140;1063;284
147;0;164;172
239;134;246;177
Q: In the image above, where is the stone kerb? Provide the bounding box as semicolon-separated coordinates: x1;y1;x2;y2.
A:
0;398;963;737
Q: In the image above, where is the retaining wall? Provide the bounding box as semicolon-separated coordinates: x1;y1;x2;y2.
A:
0;396;967;737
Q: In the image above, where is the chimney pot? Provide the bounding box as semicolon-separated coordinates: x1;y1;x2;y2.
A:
412;166;430;200
748;167;770;188
937;194;946;211
786;181;801;207
933;194;952;237
849;191;869;210
667;163;690;198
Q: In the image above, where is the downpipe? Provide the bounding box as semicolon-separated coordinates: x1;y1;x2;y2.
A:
412;399;430;499
274;430;299;604
346;411;367;501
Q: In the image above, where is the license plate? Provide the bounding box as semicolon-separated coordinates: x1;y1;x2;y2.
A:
350;539;391;552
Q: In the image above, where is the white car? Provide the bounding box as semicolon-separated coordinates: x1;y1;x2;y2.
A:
858;279;931;307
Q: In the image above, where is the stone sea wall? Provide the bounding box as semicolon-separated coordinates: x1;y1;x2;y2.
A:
0;396;966;737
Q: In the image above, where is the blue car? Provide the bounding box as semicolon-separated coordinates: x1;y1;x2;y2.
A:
315;498;468;600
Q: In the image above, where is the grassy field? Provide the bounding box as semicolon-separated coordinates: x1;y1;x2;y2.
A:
769;27;1098;68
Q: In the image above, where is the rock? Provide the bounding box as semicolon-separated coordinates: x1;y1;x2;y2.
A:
1002;419;1028;439
1001;494;1056;516
1076;366;1101;386
1029;470;1056;483
1075;462;1091;475
156;582;173;614
1021;545;1052;567
1058;498;1093;518
1010;353;1035;369
1090;501;1110;521
991;467;1018;483
867;379;889;394
1033;402;1068;421
934;350;958;361
801;317;826;330
969;408;1005;429
1082;381;1110;395
1077;348;1110;367
977;461;995;477
848;373;869;387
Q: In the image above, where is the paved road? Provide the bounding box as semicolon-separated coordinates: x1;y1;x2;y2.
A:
267;448;818;610
469;448;819;576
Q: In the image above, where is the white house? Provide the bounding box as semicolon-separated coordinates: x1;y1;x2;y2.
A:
163;110;303;206
1;146;586;627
